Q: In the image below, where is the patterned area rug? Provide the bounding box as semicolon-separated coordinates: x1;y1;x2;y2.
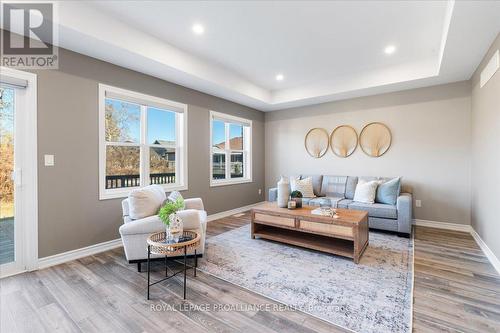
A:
198;224;413;333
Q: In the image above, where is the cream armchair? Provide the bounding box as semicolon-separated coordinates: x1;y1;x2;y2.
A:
119;186;207;272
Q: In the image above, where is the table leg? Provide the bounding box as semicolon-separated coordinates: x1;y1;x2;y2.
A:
147;245;151;300
194;249;197;277
183;245;187;299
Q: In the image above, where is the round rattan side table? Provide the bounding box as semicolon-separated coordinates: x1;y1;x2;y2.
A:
146;230;200;300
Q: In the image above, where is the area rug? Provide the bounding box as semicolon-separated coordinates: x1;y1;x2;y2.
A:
198;224;413;333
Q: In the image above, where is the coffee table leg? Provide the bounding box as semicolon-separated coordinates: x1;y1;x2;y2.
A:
147;245;151;300
183;246;187;299
194;249;197;277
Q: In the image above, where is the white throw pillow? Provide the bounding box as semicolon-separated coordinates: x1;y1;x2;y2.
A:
353;180;380;204
128;185;166;220
292;177;315;198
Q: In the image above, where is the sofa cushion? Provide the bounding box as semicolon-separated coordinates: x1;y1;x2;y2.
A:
128;185;166;220
337;199;353;209
348;202;397;219
308;197;344;207
345;176;358;200
320;175;347;198
300;175;323;196
375;177;401;205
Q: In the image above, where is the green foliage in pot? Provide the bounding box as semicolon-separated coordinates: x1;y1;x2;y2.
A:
158;197;184;226
290;190;303;198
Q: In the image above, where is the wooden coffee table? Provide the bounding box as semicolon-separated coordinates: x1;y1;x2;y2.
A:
251;202;369;263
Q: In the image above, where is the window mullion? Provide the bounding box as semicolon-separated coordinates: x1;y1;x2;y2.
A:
141;105;148;187
225;122;230;179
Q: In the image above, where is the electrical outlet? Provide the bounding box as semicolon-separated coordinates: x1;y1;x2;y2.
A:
415;200;422;208
258;189;262;195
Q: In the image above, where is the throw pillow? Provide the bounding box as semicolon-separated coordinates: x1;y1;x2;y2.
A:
128;185;166;220
376;177;401;205
167;191;185;209
292;177;315;198
289;176;300;191
353;180;379;204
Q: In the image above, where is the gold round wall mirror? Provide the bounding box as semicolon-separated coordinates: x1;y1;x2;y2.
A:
359;122;392;157
330;125;358;158
304;128;329;158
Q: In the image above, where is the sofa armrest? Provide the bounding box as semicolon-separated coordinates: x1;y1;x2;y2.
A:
397;193;413;234
269;188;278;202
119;215;164;236
184;198;204;211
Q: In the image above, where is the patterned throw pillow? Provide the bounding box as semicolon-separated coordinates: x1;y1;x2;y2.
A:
166;191;185;209
291;177;315;198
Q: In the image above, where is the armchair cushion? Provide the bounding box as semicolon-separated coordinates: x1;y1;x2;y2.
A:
128;185;166;220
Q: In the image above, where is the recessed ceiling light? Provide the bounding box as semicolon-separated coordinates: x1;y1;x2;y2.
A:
275;74;284;81
384;45;396;55
192;24;204;35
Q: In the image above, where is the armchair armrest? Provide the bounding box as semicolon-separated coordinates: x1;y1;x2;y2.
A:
176;209;203;230
397;193;413;234
269;188;278;202
119;215;163;236
184;198;204;211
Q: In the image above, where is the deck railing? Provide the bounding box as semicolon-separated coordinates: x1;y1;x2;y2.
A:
106;173;176;189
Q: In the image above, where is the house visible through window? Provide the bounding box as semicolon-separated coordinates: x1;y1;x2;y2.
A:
210;111;252;186
99;84;187;199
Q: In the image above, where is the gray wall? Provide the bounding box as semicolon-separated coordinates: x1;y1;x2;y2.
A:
471;33;500;259
35;48;265;258
265;82;472;225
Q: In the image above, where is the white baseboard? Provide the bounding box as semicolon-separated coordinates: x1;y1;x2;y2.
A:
207;201;266;222
37;238;122;270
413;219;472;233
470;229;500;275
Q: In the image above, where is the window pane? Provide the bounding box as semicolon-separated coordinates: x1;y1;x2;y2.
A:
229;124;243;150
212;153;225;180
231;152;244;178
150;147;176;184
148;107;176;145
105;146;140;189
212;120;225;149
105;98;141;143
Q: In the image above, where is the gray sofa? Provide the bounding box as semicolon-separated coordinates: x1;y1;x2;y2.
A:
269;175;413;236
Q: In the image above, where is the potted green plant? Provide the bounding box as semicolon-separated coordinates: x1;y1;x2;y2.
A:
158;197;184;241
290;190;303;208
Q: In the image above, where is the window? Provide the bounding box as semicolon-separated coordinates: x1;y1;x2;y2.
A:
99;84;187;199
210;111;252;186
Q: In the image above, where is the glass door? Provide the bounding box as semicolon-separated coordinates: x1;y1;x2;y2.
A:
0;86;17;270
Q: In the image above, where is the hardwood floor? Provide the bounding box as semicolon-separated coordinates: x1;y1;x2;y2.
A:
1;212;499;332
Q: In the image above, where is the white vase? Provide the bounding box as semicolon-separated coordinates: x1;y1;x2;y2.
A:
277;177;290;208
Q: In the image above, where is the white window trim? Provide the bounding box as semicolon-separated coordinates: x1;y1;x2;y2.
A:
99;84;188;200
209;110;252;187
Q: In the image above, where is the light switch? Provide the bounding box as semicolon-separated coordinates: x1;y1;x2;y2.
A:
415;200;422;208
44;154;55;166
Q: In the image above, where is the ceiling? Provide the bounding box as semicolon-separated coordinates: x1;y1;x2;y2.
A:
46;1;500;110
